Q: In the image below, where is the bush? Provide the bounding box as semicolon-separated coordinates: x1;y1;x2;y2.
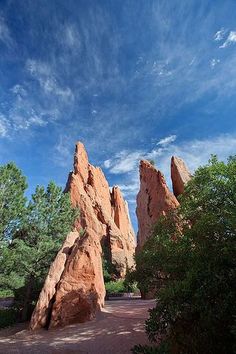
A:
124;280;138;293
134;156;236;354
105;280;125;294
0;289;14;298
0;308;18;328
123;268;139;293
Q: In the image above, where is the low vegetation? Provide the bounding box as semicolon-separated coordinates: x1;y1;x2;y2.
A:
133;156;236;353
105;277;138;295
102;242;138;295
105;280;126;294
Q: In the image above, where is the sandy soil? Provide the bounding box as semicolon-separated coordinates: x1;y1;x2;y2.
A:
0;299;155;354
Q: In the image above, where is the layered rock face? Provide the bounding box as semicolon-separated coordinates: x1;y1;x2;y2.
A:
171;156;192;197
30;142;135;329
136;160;179;250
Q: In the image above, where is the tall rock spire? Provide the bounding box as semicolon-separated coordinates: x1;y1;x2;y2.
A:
136;160;179;250
111;186;136;272
171;156;192;197
30;142;135;329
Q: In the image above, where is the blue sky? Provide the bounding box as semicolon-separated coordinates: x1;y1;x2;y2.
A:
0;0;236;231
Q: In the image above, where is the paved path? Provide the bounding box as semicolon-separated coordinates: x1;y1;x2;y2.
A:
0;299;155;354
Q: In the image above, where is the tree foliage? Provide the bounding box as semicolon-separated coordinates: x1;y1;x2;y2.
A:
0;163;78;322
134;156;236;354
0;163;27;243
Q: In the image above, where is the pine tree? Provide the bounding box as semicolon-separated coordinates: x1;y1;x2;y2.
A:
0;162;27;243
2;181;78;320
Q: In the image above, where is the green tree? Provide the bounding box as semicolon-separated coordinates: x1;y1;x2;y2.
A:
0;163;27;303
0;163;27;243
2;182;78;321
134;156;236;354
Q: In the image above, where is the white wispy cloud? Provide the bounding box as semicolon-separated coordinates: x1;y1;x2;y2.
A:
220;31;236;48
0;84;61;138
214;28;227;41
53;135;74;168
119;176;140;200
104;135;176;175
10;114;48;131
9;85;48;131
151;60;173;77
10;84;27;97
105;151;144;174
154;134;236;186
0;16;12;47
0;114;10;137
4;3;235;153
64;23;80;49
156;135;176;146
26;59;74;101
26;116;47;127
105;134;236;205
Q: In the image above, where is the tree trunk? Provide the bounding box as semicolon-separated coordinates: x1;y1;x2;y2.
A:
21;275;33;322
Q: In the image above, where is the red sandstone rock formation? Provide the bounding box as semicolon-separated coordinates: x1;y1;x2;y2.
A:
110;186;136;274
136;160;179;250
30;142;135;329
171;156;192;197
67;142;135;276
